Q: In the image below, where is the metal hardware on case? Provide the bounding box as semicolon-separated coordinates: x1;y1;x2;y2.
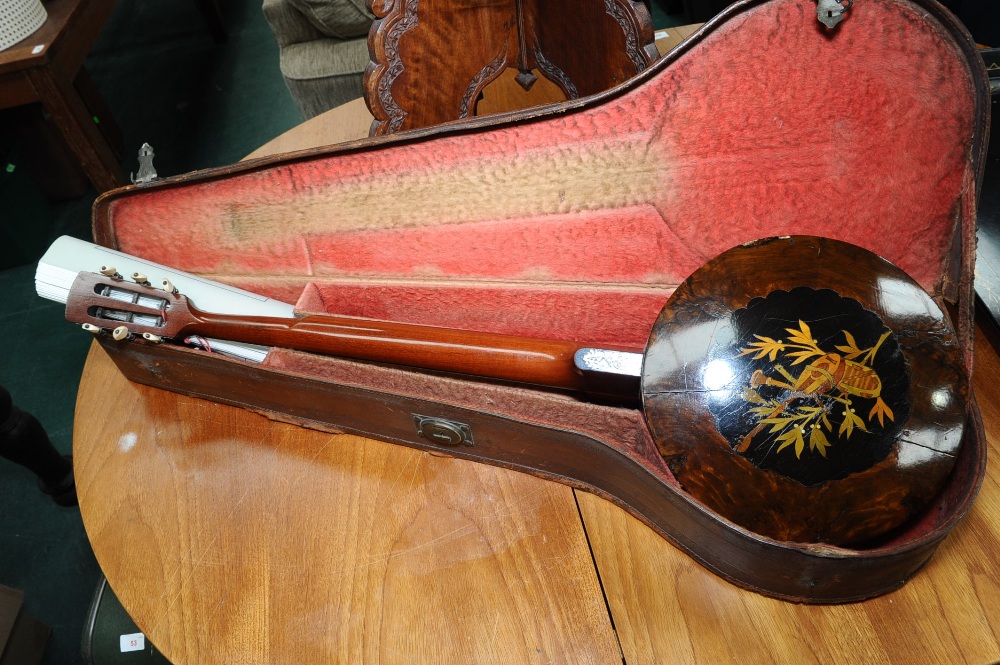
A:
130;143;159;184
412;415;474;447
816;0;851;29
574;348;643;377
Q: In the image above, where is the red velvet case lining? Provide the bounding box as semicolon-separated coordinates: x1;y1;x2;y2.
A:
104;0;976;342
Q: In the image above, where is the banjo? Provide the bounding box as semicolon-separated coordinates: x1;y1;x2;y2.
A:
38;235;967;547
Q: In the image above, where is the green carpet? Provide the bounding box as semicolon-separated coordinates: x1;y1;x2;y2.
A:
0;2;685;663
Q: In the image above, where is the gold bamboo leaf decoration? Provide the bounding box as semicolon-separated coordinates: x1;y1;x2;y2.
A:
737;322;895;459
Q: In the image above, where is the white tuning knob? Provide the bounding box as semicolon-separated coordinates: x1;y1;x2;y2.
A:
82;323;101;334
161;278;178;294
99;265;123;279
131;272;150;286
112;326;131;341
142;333;163;343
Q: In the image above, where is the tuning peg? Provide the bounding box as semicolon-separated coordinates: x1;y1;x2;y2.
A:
131;272;151;286
99;265;123;279
112;325;132;341
142;332;163;343
161;278;178;294
81;323;101;334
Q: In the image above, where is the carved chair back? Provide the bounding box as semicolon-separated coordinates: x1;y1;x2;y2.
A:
364;0;659;135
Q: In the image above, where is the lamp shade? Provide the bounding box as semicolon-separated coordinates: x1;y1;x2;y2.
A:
0;0;47;52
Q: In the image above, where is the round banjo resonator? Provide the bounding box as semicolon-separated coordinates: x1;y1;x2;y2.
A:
641;236;968;546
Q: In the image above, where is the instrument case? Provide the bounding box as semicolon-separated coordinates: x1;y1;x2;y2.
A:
88;0;990;602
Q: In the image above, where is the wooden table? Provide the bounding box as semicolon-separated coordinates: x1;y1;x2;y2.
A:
0;0;125;193
75;96;1000;664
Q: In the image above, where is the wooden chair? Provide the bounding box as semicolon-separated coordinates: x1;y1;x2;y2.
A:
364;0;658;135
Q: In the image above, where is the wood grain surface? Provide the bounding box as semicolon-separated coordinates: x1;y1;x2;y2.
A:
75;342;621;664
242;98;374;159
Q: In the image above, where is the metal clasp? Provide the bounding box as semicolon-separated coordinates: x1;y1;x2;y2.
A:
816;0;852;29
412;414;474;447
130;143;159;184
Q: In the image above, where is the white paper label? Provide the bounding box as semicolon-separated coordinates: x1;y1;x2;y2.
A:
120;633;145;652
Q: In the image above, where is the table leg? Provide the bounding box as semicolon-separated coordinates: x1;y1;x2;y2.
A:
74;67;124;158
25;68;126;193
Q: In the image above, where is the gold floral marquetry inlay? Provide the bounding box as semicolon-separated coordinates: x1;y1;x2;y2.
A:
737;320;895;459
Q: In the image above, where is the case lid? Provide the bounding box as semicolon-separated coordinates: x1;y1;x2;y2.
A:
93;0;989;368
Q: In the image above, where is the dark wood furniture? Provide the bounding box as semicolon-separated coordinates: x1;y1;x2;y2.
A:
0;0;126;193
364;0;659;135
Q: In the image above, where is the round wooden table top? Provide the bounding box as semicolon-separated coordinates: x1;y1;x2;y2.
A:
75;99;1000;664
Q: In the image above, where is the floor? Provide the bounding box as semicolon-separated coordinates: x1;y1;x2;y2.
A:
0;1;685;662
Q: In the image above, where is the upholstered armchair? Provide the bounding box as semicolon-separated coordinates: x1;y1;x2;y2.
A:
261;0;374;119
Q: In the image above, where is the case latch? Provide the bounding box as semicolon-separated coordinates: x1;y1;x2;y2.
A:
412;414;474;447
816;0;851;29
130;143;159;184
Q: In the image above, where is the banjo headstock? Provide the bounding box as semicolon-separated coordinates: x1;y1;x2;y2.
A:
65;270;196;342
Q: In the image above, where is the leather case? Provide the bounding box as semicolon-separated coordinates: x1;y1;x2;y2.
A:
88;0;990;602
